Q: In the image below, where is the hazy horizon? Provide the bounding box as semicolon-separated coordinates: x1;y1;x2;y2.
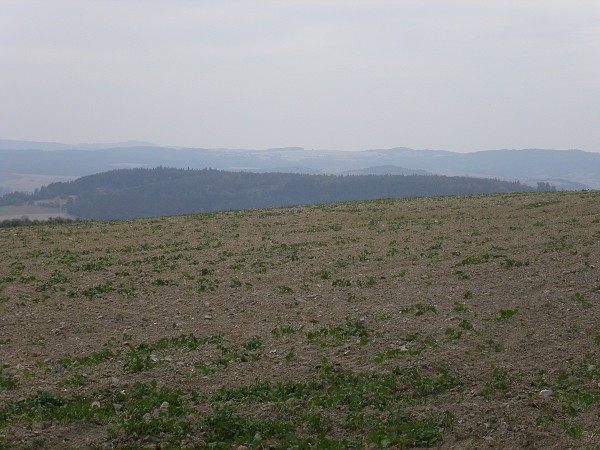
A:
2;1;599;153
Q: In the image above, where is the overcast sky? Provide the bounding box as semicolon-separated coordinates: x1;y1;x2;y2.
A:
1;0;599;152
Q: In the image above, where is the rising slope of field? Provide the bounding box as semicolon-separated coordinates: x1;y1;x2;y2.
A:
0;191;599;448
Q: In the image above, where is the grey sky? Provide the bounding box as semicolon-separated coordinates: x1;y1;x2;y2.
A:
1;0;599;152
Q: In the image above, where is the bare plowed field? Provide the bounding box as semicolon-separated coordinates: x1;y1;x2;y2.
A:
1;191;599;449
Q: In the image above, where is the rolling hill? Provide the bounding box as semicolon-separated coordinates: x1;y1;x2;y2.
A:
0;191;599;448
0;167;534;220
0;139;599;193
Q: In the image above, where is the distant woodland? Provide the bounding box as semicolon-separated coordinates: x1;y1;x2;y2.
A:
0;167;536;220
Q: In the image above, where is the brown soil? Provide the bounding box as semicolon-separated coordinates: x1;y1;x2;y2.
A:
1;191;599;449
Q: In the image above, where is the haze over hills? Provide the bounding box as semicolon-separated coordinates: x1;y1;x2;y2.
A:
0;139;598;193
0;139;157;151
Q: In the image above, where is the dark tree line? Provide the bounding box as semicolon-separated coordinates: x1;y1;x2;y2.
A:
0;167;535;220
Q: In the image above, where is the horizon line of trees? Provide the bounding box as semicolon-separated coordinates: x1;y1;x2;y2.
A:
0;166;537;220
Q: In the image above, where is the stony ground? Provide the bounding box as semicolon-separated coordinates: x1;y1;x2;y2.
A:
1;191;599;449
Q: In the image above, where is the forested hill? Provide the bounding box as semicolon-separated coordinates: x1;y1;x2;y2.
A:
1;167;535;220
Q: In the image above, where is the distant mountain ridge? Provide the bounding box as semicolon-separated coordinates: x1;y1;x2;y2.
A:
0;139;157;151
0;139;599;192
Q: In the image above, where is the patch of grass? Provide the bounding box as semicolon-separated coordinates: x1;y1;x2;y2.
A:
59;373;89;387
271;325;302;337
374;334;438;363
481;367;510;399
444;328;462;340
490;309;518;321
399;303;437;316
0;389;115;426
458;319;474;331
543;235;572;253
151;278;178;286
562;420;583;439
307;318;371;347
69;281;115;299
454;270;471;280
123;333;200;373
502;258;529;268
332;278;352;287
278;285;294;294
453;302;468;313
461;254;492;265
0;366;18;390
60;347;116;367
315;268;331;279
243;336;262;351
571;292;591;308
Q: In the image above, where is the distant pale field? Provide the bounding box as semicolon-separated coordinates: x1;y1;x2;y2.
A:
0;172;79;193
0;204;73;220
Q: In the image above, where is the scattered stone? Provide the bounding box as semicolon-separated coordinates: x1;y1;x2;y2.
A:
150;354;159;362
539;389;554;399
111;376;120;386
91;401;101;408
204;315;213;320
113;403;123;411
160;401;170;410
143;412;152;423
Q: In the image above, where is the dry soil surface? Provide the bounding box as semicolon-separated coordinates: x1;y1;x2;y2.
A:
1;191;599;449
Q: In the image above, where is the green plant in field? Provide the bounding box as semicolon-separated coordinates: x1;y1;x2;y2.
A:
151;278;178;286
307;318;371;347
205;366;459;448
480;367;510;399
197;276;218;292
490;309;518;321
454;270;470;280
60;347;116;368
502;258;529;268
461;254;492;265
571;292;591;308
374;335;436;363
332;278;351;287
123;333;200;373
29;334;46;346
284;348;296;361
271;325;302;337
35;271;69;292
278;285;294;294
244;336;262;351
463;291;473;299
59;373;89;387
458;319;474;331
228;277;242;288
0;365;18;390
453;302;468;313
69;281;115;299
361;276;377;287
194;361;217;375
478;339;504;353
399;303;437;316
315;268;331;279
562;421;583;439
444;328;462;339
